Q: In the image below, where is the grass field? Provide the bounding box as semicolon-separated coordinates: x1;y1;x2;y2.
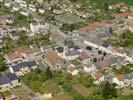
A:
121;88;133;96
73;84;93;96
49;93;72;100
43;83;62;95
2;90;12;98
92;0;133;6
117;95;133;100
13;86;31;100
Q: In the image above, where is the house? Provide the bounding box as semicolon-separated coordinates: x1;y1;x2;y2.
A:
40;45;49;53
126;18;133;32
0;74;19;92
0;14;15;25
95;59;112;70
12;3;20;11
124;73;133;87
29;4;36;12
4;0;12;7
0;76;10;91
7;74;19;87
44;49;65;70
69;46;82;53
39;8;45;14
30;23;49;34
65;50;80;60
9;31;19;40
67;64;78;76
109;57;124;68
83;63;97;73
112;74;125;88
0;93;3;100
20;10;29;17
92;72;105;84
4;48;23;64
78;52;90;64
22;47;42;58
80;22;106;33
113;47;126;54
56;46;65;58
10;61;37;76
50;34;64;43
109;2;126;10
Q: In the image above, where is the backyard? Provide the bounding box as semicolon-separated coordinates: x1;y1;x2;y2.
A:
11;86;32;100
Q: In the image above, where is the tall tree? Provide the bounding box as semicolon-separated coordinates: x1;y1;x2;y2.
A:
102;81;117;99
0;54;5;71
104;2;109;13
45;67;52;79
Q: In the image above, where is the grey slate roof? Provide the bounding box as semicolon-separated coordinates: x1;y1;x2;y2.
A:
0;76;10;85
66;50;80;56
0;74;18;85
7;73;18;81
56;47;64;53
12;61;37;72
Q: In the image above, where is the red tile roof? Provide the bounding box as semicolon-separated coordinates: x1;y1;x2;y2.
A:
79;52;90;61
84;63;94;68
117;74;125;81
6;51;22;61
45;49;64;66
67;66;76;72
113;47;125;54
96;59;111;68
119;12;133;17
0;25;10;29
0;14;9;19
94;72;104;80
22;48;40;54
80;22;106;32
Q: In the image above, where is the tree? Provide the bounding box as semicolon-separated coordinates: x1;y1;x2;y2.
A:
45;67;52;79
109;27;113;35
104;2;109;13
102;82;117;99
0;54;5;71
40;73;47;82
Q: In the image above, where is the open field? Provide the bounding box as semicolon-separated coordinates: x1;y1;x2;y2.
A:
11;86;32;100
121;88;133;96
92;0;133;6
43;83;62;95
73;84;93;96
48;93;72;100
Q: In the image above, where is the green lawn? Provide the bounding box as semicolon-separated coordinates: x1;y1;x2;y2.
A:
13;86;31;100
117;95;133;100
43;83;62;95
2;90;12;98
92;0;133;6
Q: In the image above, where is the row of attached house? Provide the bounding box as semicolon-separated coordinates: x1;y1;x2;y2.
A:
112;73;133;88
1;0;45;17
0;73;19;92
0;13;15;25
4;47;42;64
10;61;37;76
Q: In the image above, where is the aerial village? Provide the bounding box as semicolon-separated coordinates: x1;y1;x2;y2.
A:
0;0;133;100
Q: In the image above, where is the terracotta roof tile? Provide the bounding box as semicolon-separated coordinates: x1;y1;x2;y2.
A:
80;22;106;32
96;59;111;68
79;52;90;61
45;49;64;66
117;74;125;81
